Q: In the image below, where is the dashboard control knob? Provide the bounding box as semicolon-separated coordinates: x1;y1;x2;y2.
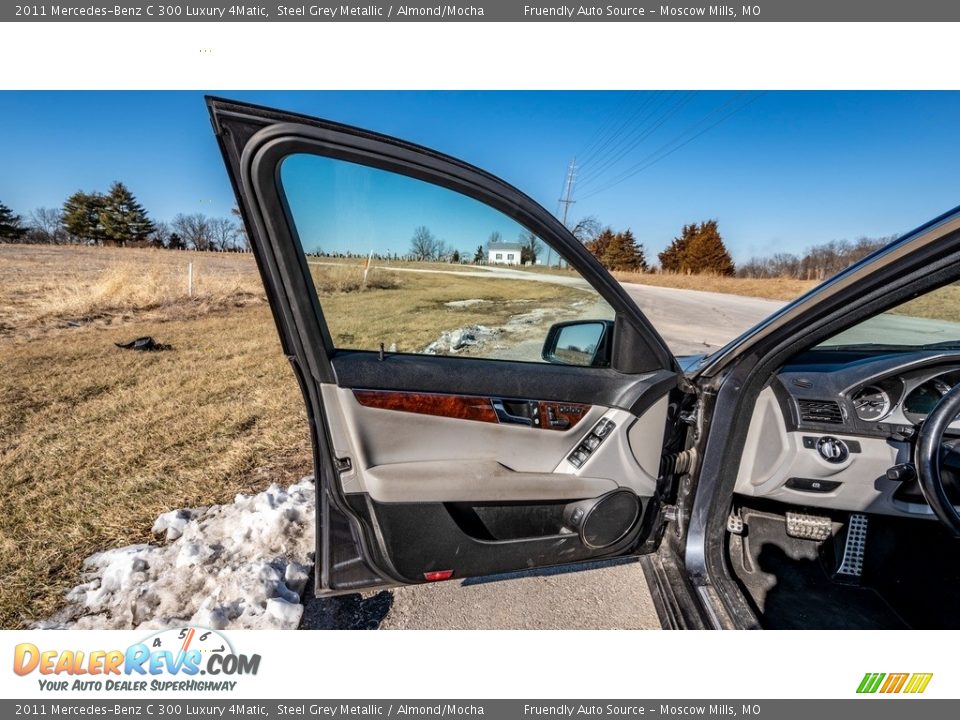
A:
816;436;849;464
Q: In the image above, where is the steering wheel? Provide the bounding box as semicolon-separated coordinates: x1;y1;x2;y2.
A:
915;383;960;536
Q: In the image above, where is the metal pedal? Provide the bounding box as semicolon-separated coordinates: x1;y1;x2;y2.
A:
785;511;832;541
835;513;869;581
726;510;744;535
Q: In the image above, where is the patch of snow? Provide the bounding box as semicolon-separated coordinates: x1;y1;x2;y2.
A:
152;507;204;541
38;477;315;631
444;298;489;309
423;324;499;354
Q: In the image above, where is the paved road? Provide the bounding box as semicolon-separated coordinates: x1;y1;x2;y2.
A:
619;281;784;355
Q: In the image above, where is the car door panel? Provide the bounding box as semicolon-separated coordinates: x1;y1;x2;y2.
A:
208;97;681;595
326;386;667;493
326;385;667;491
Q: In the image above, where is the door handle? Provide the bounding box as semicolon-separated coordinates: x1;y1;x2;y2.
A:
491;399;536;426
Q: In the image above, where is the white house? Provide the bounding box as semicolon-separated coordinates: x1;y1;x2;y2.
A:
487;242;524;265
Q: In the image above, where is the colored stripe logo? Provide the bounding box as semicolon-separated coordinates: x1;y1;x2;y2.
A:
857;672;933;694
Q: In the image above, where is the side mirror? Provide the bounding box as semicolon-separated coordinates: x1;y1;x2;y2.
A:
542;320;614;368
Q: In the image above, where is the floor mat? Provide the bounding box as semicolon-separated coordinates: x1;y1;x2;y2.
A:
730;511;907;629
865;515;960;629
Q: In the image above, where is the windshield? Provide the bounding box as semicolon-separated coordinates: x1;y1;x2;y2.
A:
814;282;960;351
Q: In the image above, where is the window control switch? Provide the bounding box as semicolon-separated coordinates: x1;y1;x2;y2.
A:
593;419;616;438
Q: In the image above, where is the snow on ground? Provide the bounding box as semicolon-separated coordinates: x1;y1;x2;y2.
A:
38;477;315;630
423;324;500;354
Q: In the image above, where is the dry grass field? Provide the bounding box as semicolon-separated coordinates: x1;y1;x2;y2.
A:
613;270;818;302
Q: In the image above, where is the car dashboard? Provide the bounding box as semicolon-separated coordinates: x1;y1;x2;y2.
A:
734;347;960;519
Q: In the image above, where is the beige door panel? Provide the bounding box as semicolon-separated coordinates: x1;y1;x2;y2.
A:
364;460;618;503
321;384;669;499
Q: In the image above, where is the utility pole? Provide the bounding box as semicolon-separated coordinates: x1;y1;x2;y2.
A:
547;157;577;268
559;157;577;229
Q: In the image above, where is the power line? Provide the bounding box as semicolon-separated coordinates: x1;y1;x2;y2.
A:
578;92;766;200
577;92;663;173
573;93;636;169
576;92;696;189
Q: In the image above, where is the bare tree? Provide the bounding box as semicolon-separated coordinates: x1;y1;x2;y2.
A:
210;217;241;252
409;225;439;261
433;239;452;262
736;236;894;280
172;213;213;251
231;206;250;251
150;220;172;248
28;207;65;244
571;216;602;244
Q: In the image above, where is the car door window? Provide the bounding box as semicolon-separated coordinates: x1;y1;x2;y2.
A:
279;153;614;364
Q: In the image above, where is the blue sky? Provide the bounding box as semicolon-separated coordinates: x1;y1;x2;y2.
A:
282;154;530;256
1;90;959;262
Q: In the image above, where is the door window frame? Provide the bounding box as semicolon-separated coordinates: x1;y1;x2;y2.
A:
229;117;677;379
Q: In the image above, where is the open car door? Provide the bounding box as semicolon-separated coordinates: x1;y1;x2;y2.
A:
208;97;686;595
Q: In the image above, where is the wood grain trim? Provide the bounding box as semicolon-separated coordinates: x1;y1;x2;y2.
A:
352;389;592;431
353;389;499;424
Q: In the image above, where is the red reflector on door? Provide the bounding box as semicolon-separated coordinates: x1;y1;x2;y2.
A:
423;570;453;582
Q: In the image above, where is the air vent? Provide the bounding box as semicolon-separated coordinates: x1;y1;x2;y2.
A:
797;399;844;424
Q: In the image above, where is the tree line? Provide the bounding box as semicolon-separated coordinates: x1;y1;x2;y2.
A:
735;236;894;280
0;185;249;252
1;189;895;281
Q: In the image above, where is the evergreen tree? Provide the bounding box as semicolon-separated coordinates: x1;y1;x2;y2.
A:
167;232;186;250
684;220;735;275
101;182;155;246
0;202;27;242
473;245;485;264
584;227;616;262
451;249;461;264
658;223;697;273
601;229;647;272
62;191;108;244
